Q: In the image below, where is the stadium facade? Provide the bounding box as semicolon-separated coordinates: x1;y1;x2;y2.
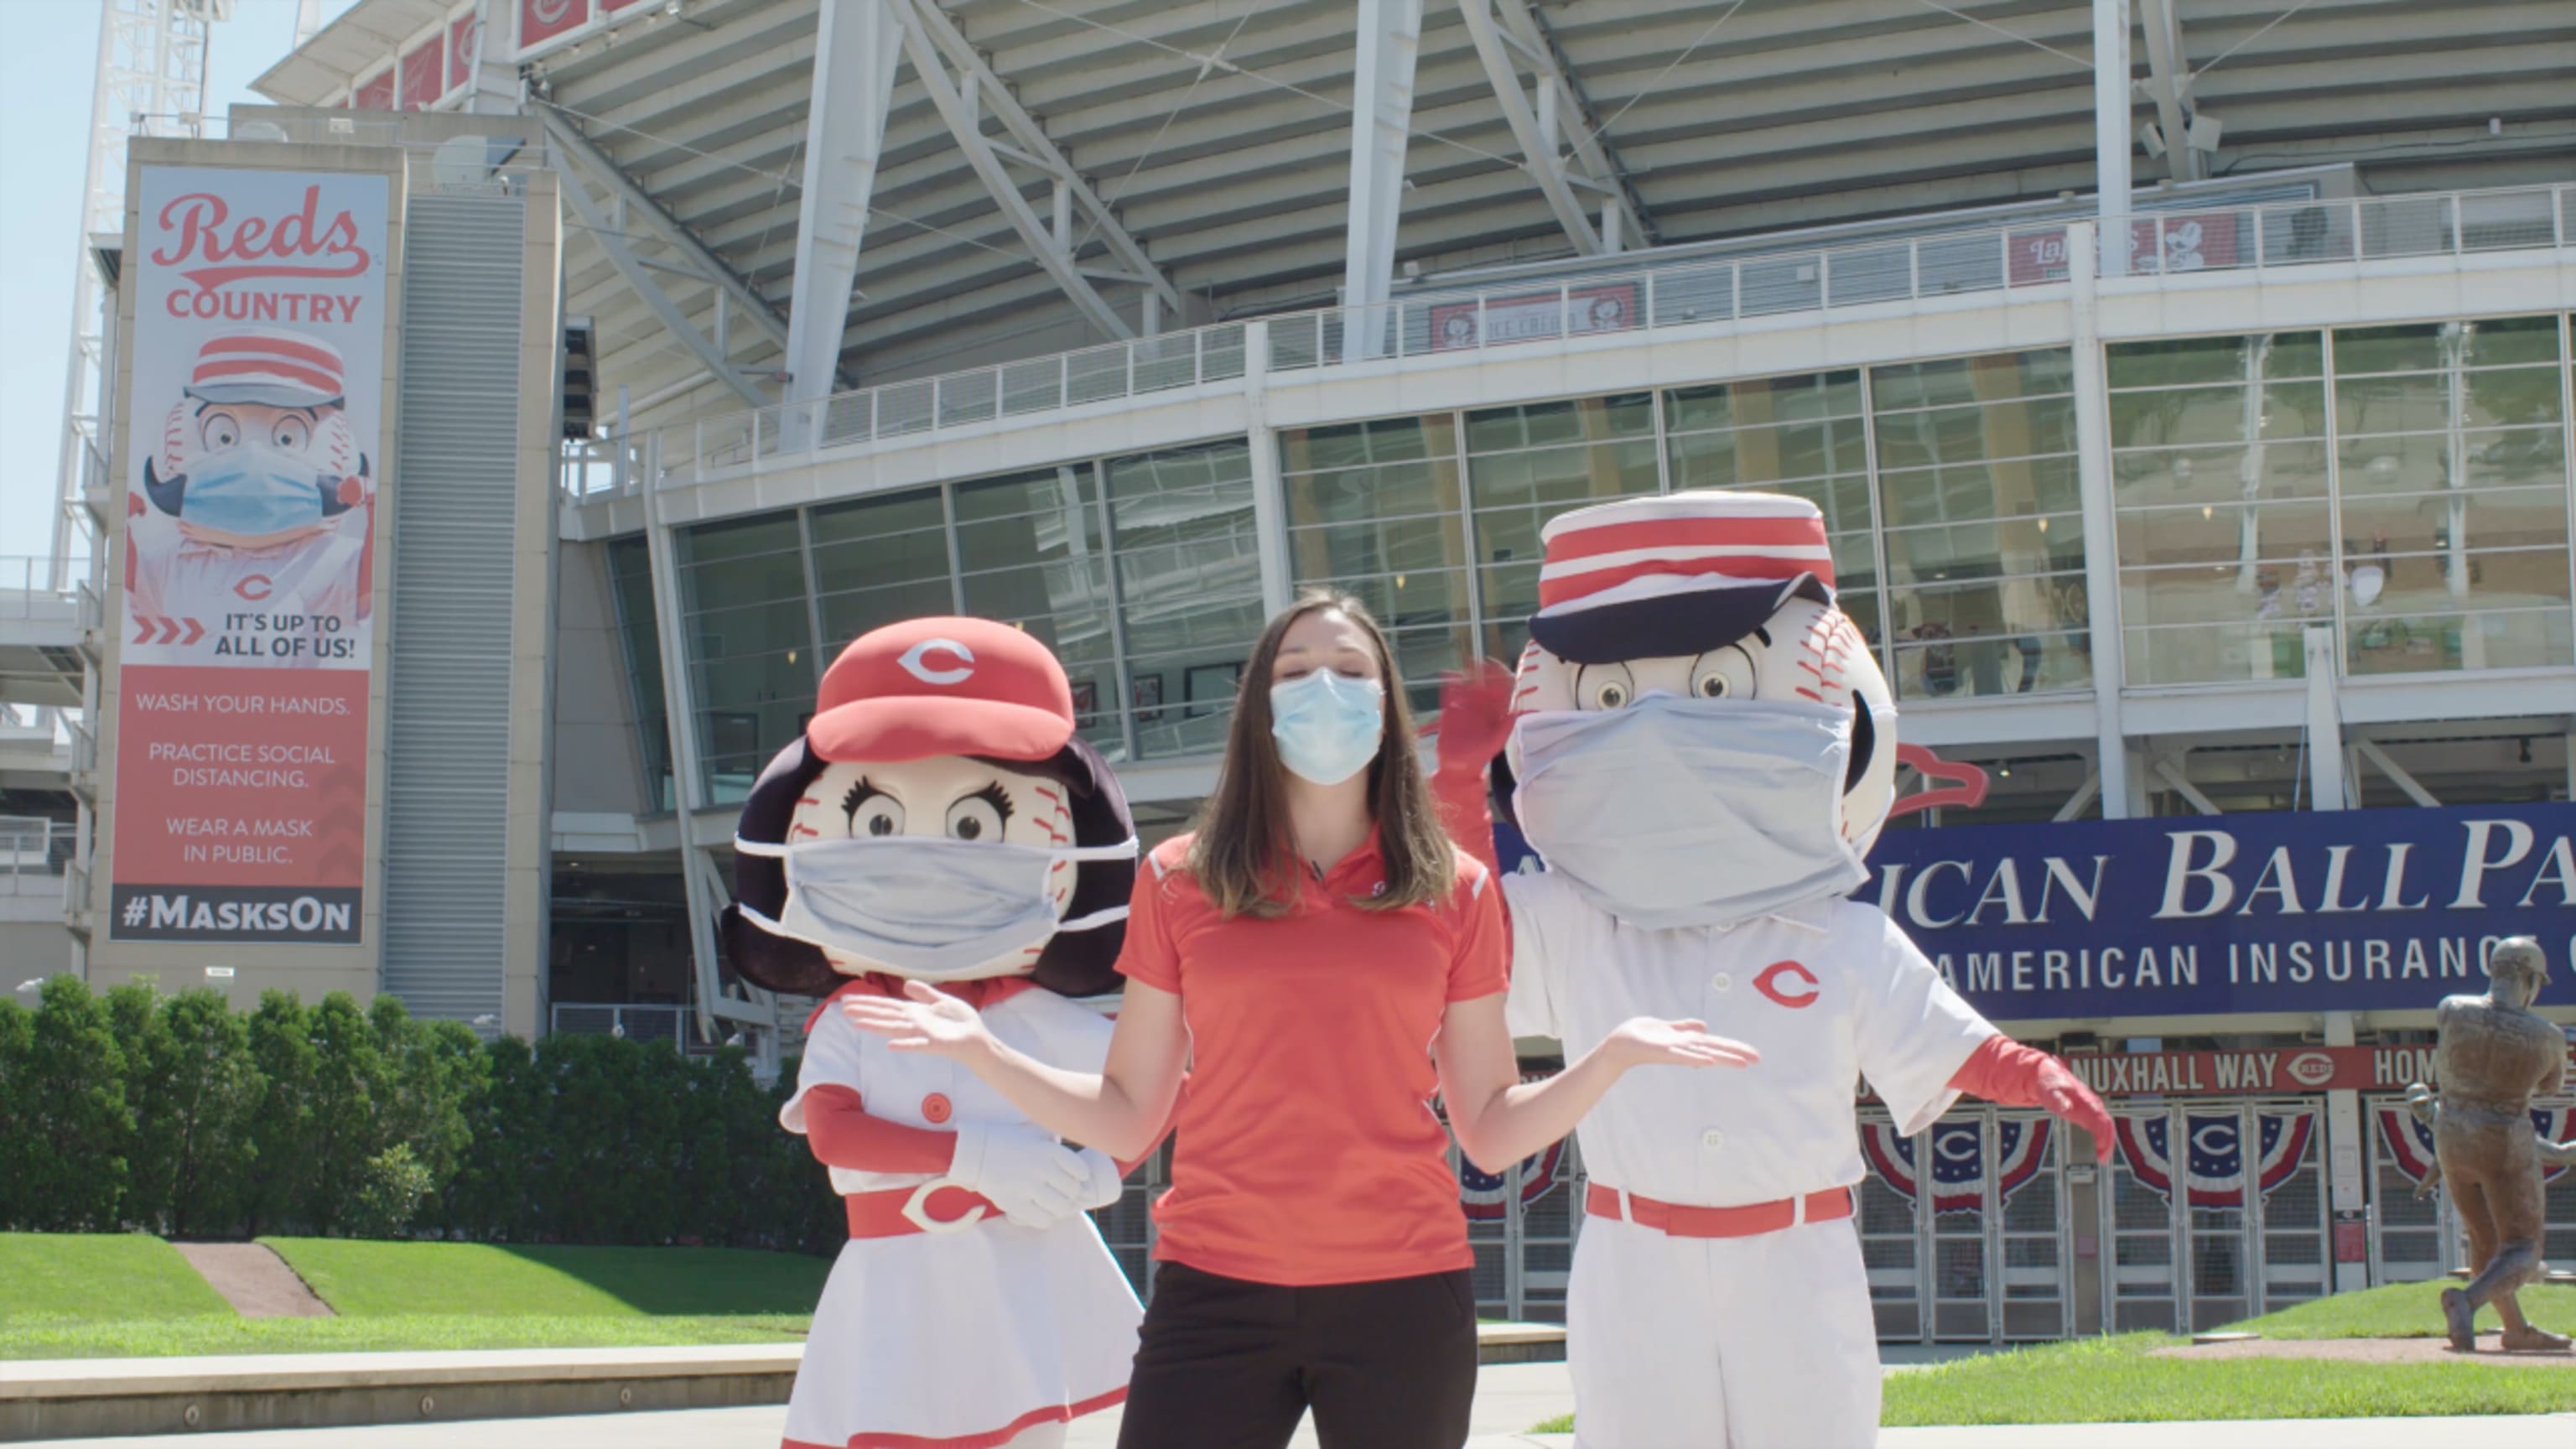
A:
4;0;2573;1341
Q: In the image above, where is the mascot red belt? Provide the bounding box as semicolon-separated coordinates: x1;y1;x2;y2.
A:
726;618;1147;1449
1433;491;2113;1449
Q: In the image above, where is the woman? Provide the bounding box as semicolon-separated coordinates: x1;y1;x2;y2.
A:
845;591;1756;1448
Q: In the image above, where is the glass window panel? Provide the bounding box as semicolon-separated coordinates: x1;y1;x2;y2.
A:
1666;421;1869;491
680;547;805;610
2459;314;2562;367
808;488;943;544
1109;443;1263;759
1878;454;2082;528
1381;624;1476;717
1465;393;1654;453
2355;547;2573;612
2124;622;2316;686
1300;571;1472;634
1884;517;2081;588
952;467;1095;525
2106;333;2324;390
1888;573;2089;639
1467;437;1661;513
2111;442;2330;507
810;528;948;599
1873;395;2078;471
2332;323;2448;377
955;501;1105;577
2337;433;2452;494
2468;427;2568;490
605;536;673;813
687;597;810;657
2116;501;2334;570
2462;366;2563;428
1478;561;1543;625
2334;373;2449;435
1279;415;1454;473
1888;631;2090;700
958;558;1112;622
1285;458;1464;527
1869;350;2074;413
1665;370;1862;433
2347;608;2573;675
817;579;957;650
1290;513;1469;585
2106;382;2328;449
2341;486;2573;558
680;512;800;564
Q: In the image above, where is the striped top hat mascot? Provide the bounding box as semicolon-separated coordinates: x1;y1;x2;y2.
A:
127;329;374;662
1432;491;2115;1448
726;617;1145;1449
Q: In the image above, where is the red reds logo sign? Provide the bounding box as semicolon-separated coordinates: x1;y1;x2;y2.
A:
896;637;974;686
151;187;371;290
1754;960;1820;1010
234;575;274;601
2283;1051;2336;1088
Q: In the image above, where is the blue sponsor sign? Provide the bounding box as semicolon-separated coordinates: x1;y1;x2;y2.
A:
1493;804;2575;1021
1862;803;2573;1020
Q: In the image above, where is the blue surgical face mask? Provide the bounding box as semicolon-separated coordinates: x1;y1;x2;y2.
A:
1270;669;1384;786
733;833;1136;979
181;444;325;537
1511;693;1871;930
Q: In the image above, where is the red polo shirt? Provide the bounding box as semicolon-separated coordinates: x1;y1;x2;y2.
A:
1117;830;1509;1286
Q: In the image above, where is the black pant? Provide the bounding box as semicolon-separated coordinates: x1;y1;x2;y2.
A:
1117;1260;1479;1449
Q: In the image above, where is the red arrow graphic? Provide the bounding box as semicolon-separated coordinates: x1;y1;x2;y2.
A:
132;615;154;645
179;617;205;646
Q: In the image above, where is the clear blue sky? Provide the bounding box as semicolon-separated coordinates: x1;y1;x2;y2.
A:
1;0;360;569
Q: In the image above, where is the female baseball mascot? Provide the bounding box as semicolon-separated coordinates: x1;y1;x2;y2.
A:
725;616;1146;1449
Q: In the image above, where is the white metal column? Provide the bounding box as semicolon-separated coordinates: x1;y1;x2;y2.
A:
1343;0;1422;350
2094;0;2133;277
2067;220;2133;817
785;0;902;410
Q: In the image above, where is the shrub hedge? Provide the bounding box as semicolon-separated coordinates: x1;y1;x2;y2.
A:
0;977;840;1254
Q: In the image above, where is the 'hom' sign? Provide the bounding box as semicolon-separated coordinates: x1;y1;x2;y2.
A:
1864;804;2573;1020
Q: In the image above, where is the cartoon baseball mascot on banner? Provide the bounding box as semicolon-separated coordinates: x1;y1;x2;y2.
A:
127;329;373;652
724;618;1145;1449
1433;491;2116;1449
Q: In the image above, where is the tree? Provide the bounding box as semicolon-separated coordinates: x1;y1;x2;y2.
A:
301;993;395;1234
242;992;317;1237
12;978;131;1230
152;991;264;1239
0;995;34;1228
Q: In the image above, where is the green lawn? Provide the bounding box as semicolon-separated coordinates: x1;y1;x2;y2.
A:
1531;1281;2576;1432
261;1239;831;1318
2224;1280;2576;1340
1;1313;810;1361
0;1234;234;1324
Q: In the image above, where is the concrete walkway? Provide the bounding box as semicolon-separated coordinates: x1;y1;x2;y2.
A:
166;1244;333;1319
30;1405;2575;1448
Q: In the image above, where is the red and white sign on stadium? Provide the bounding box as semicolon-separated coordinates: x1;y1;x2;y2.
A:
111;167;391;946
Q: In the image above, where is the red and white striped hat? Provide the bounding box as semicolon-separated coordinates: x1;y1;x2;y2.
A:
1529;491;1835;662
183;329;347;408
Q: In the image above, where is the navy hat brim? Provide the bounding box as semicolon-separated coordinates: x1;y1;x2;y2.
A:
1528;574;1830;664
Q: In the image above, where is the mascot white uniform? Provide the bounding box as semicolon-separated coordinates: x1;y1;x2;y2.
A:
1433;491;2114;1449
726;617;1145;1449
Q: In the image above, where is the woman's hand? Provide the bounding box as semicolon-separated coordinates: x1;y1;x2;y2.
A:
840;979;997;1061
1598;1016;1761;1073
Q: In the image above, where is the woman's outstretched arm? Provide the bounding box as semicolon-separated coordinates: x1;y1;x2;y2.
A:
839;979;1189;1161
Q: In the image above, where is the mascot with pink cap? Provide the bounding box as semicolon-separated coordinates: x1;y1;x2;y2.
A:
726;618;1147;1449
1434;491;2115;1448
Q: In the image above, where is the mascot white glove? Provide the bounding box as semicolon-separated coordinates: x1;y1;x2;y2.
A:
1073;1146;1126;1212
947;1119;1090;1230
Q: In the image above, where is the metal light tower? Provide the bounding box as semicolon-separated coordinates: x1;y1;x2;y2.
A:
49;0;231;589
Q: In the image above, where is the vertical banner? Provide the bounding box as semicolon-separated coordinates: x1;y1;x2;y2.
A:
112;167;391;944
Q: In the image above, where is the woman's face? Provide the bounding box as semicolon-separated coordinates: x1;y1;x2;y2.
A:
782;754;1076;979
1271;607;1382;690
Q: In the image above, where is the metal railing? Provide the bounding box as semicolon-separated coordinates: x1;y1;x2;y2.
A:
0;819;78;899
0;555;83;618
550;1001;694;1047
641;182;2571;488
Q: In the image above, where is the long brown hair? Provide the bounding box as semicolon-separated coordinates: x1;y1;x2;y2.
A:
1184;589;1457;917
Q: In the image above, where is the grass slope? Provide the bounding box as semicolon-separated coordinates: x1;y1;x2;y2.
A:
0;1234;234;1325
1530;1281;2576;1432
2;1314;811;1361
260;1239;832;1318
2226;1280;2576;1339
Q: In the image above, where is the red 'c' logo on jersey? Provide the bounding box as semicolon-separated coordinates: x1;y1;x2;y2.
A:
235;574;274;600
1754;960;1820;1010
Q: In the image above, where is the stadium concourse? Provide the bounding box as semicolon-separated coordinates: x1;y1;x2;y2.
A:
10;0;2572;1349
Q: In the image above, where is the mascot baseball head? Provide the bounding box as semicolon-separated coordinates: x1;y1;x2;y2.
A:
1501;491;1896;927
145;329;367;540
723;617;1137;998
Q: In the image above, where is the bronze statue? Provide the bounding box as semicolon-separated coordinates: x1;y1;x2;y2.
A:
2403;937;2574;1353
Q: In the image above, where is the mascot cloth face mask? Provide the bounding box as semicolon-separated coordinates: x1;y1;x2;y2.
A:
725;617;1146;1449
1432;491;2114;1449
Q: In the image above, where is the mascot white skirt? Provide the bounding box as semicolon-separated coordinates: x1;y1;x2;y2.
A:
726;617;1144;1449
1434;491;2115;1449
